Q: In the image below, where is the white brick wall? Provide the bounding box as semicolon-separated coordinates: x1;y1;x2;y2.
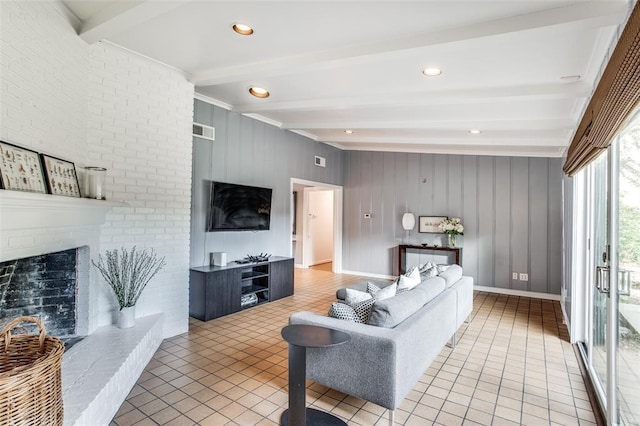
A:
0;2;195;338
87;43;194;338
0;2;88;163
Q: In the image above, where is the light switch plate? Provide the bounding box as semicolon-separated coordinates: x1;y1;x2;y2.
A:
519;273;529;281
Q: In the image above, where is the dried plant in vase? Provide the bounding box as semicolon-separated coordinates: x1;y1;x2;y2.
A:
92;246;166;328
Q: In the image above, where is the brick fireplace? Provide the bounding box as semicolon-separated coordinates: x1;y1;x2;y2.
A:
0;248;84;339
0;190;163;425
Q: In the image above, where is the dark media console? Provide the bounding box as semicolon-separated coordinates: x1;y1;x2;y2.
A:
189;256;294;321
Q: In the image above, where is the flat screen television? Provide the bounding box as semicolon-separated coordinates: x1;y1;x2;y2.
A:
206;181;273;232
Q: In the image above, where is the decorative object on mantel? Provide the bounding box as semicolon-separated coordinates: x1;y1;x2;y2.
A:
84;166;107;200
438;217;464;247
40;154;81;198
0;316;64;426
419;216;448;233
0;140;47;194
92;246;166;329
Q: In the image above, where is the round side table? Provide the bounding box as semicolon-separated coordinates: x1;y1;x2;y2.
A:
280;324;351;426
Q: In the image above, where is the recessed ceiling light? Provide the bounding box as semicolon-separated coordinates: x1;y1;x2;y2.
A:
469;129;481;134
344;130;354;134
233;23;254;35
249;86;269;98
422;67;442;77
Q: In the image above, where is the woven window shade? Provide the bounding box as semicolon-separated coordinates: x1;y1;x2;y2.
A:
563;1;640;176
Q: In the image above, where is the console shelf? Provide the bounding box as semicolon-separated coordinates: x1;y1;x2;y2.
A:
242;284;269;295
189;256;294;321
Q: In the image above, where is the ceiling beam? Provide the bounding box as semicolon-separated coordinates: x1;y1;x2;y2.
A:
191;2;627;86
317;136;568;147
335;143;566;158
281;119;576;132
230;82;590;114
78;0;188;44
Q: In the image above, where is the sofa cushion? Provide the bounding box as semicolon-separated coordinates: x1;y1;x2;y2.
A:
336;279;392;300
439;265;463;288
412;276;447;304
367;282;397;300
367;288;429;328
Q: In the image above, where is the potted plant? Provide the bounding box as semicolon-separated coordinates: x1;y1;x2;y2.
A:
438;217;464;247
92;246;166;328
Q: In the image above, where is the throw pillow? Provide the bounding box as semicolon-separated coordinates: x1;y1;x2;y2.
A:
344;288;373;305
367;282;397;300
397;266;421;291
351;297;376;323
420;264;438;280
328;302;361;323
437;264;451;274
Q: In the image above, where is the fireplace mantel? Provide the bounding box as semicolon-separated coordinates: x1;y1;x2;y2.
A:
0;190;127;231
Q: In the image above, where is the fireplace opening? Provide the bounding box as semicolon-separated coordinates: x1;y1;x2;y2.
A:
0;248;82;347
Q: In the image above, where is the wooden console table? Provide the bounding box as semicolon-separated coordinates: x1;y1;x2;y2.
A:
397;245;462;275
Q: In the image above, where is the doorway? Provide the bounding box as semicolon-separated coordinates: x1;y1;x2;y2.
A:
290;178;343;273
577;109;640;425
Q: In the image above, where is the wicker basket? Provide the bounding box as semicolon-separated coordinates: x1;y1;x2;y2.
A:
0;316;64;426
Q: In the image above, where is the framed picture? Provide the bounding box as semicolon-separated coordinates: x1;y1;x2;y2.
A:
419;216;448;233
40;154;81;197
0;141;47;194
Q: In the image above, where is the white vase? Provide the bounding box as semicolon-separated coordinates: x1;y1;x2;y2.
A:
448;234;456;248
118;306;135;328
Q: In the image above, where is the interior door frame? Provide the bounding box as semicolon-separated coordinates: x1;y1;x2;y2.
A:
290;178;343;273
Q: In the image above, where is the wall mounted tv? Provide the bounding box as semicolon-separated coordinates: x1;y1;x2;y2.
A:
206;181;273;232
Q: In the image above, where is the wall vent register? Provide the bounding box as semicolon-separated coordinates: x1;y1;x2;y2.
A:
193;123;215;141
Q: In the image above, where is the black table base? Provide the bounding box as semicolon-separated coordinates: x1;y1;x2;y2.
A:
280;325;351;426
280;408;347;426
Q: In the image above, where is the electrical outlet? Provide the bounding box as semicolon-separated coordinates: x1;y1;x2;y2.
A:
512;272;518;280
363;213;371;219
519;273;528;281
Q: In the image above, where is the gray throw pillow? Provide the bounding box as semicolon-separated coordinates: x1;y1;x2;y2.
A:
328;298;376;323
328;302;361;323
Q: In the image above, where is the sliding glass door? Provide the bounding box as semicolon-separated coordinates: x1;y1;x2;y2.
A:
580;110;640;425
616;115;640;425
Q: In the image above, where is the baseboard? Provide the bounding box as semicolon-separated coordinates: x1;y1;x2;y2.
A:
340;270;396;280
309;259;332;267
294;263;306;268
474;285;561;301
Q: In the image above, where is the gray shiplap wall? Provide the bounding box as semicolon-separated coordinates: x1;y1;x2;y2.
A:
190;100;344;266
343;151;563;294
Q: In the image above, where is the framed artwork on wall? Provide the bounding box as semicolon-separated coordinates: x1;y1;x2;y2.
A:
419;216;448;233
0;141;48;194
40;154;81;197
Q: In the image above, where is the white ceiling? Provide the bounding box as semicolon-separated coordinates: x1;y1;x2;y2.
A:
63;0;632;157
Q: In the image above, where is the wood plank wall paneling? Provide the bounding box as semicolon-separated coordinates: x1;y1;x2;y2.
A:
343;152;563;294
190;100;344;267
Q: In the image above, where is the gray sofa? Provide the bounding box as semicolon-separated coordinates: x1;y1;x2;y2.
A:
289;265;473;425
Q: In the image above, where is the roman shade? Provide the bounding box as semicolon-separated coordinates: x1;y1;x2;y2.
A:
563;1;640;176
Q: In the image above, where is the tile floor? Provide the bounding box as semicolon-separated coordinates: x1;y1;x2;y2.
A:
110;268;597;425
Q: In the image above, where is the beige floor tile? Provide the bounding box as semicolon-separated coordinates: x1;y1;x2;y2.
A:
110;271;597;426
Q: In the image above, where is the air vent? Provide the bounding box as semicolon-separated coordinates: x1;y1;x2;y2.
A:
314;156;326;168
193;123;215;141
